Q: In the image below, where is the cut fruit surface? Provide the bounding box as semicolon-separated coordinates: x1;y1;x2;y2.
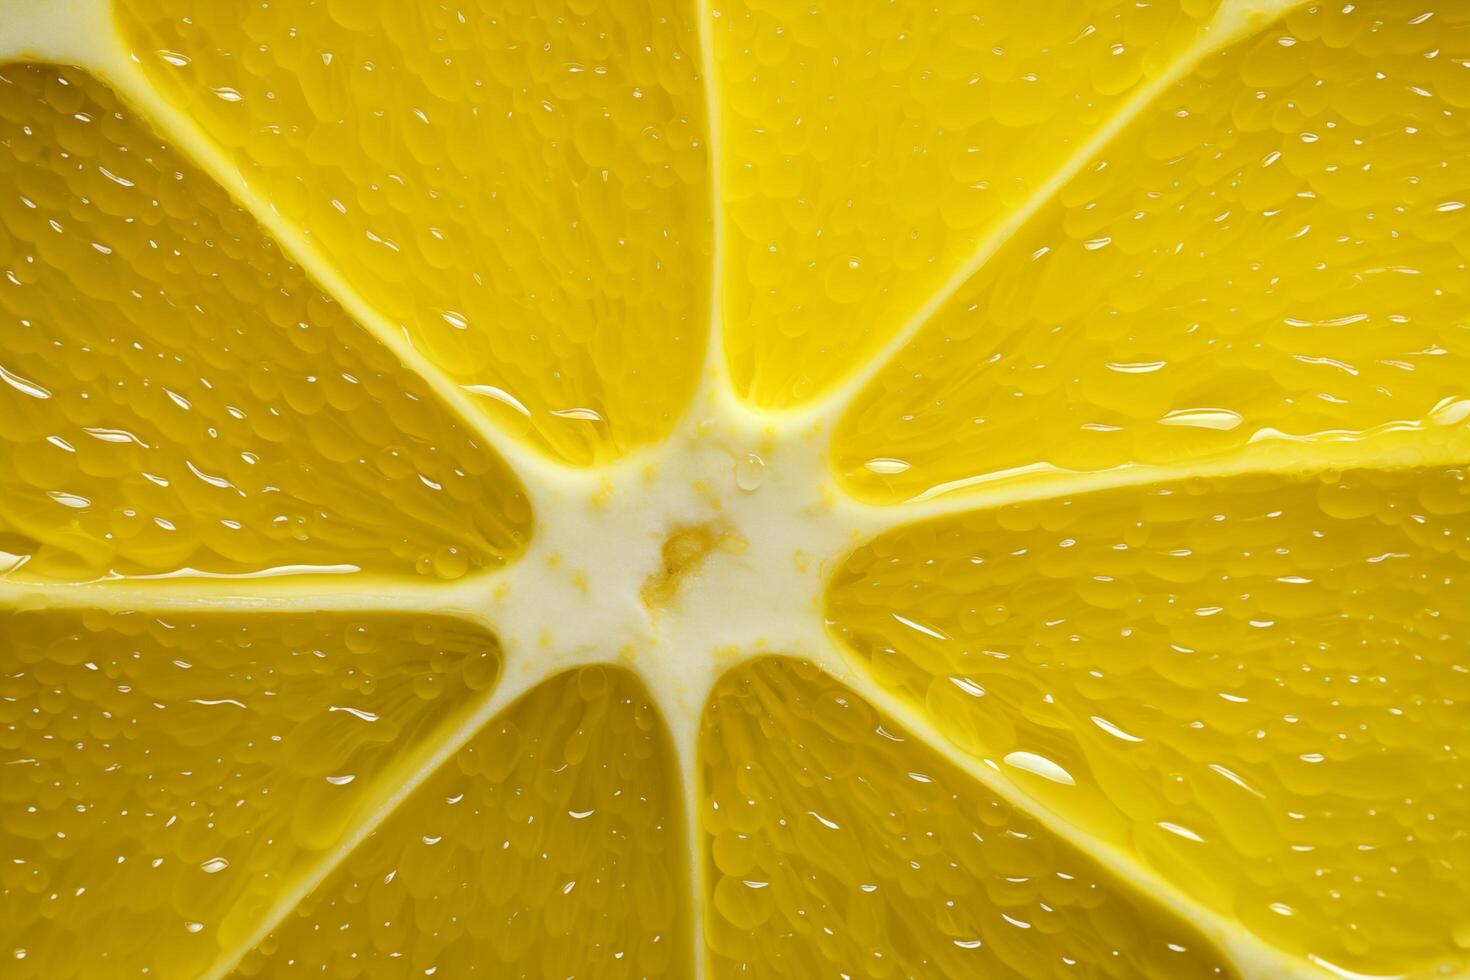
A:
0;608;500;978
713;0;1223;407
0;64;528;582
117;0;712;465
1;0;1468;977
231;666;687;979
827;466;1470;975
701;657;1237;979
834;0;1470;501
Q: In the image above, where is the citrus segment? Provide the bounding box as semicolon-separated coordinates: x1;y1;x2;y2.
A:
0;608;502;978
827;466;1470;975
712;0;1223;408
834;0;1470;502
0;0;1464;975
230;665;689;979
117;0;712;465
700;657;1236;978
0;64;528;583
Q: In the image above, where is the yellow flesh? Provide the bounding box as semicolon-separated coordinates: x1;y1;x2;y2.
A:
713;0;1222;407
701;658;1236;979
827;466;1470;975
0;609;501;978
0;1;1468;978
118;0;712;466
230;666;687;979
0;64;529;582
833;0;1470;502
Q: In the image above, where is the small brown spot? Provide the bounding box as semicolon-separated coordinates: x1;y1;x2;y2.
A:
642;522;726;608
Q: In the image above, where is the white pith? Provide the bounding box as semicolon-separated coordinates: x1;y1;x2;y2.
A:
0;0;1456;978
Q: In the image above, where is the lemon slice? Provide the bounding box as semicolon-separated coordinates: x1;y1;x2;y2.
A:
1;1;1467;978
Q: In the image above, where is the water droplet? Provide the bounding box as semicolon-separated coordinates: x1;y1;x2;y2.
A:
46;491;90;510
1089;715;1144;743
199;857;229;874
1157;407;1244;431
549;407;603;422
1158;821;1206;843
431;545;469;579
461;384;532;417
1003;750;1076;786
328;705;379;723
413;672;445;700
1104;360;1166;374
0;363;52;400
863;457;911;475
734;453;766;492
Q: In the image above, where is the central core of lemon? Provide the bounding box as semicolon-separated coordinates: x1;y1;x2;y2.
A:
486;403;869;727
643;522;732;608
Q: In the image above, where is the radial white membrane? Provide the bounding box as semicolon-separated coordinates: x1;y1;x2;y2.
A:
0;63;528;583
0;609;500;978
827;465;1470;976
116;0;713;466
711;0;1230;408
833;0;1470;503
700;657;1238;979
228;666;689;979
0;0;1462;977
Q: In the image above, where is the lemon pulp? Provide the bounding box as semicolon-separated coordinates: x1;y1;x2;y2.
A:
1;0;1468;978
